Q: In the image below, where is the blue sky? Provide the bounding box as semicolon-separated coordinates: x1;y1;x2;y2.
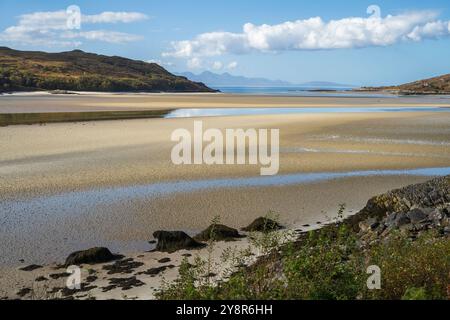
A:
1;0;450;86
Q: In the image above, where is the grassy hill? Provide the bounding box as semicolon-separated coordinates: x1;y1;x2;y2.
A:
361;73;450;95
0;47;215;93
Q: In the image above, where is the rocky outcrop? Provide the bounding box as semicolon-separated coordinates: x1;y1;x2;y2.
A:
347;176;449;231
194;224;244;242
64;247;118;267
152;231;206;253
352;176;450;246
242;217;284;232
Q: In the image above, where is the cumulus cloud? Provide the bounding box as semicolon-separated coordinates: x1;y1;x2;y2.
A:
227;61;238;69
212;61;223;70
187;57;202;69
163;9;450;58
0;9;148;47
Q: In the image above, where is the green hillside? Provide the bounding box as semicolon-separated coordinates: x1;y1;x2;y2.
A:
0;47;215;93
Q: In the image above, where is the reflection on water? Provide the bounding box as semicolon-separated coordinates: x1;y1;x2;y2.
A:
308;135;450;146
2;167;450;223
165;107;450;118
282;147;450;159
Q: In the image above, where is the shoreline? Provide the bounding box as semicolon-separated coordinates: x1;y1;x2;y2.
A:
1;173;447;300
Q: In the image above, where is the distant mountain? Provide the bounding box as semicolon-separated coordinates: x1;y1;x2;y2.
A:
0;47;214;93
177;71;292;87
178;71;355;88
360;73;450;94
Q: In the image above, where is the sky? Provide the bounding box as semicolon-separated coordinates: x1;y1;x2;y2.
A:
1;0;450;86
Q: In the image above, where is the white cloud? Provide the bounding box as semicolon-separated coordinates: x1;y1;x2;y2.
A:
227;61;238;69
0;9;148;47
83;12;148;24
163;9;450;58
187;57;202;69
212;61;223;70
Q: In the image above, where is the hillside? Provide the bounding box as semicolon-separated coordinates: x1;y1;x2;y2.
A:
0;47;214;93
361;73;450;94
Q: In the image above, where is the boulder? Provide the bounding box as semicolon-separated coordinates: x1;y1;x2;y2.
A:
242;217;283;232
406;208;429;223
194;224;244;242
64;247;118;267
152;231;206;253
359;217;379;233
385;212;410;229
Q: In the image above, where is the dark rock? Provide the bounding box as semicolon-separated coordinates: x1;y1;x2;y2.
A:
182;253;192;257
242;217;284;232
35;276;48;282
86;275;98;283
385;212;410;228
102;258;144;275
444;226;450;235
137;265;175;276
152;231;206;253
19;264;42;272
49;272;70;279
158;257;171;263
104;277;145;291
194;224;244;242
61;284;97;297
406;208;429;223
64;247;119;267
16;288;31;297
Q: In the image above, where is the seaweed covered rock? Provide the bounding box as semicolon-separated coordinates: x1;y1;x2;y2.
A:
242;217;283;232
64;247;118;267
194;224;244;242
152;231;206;253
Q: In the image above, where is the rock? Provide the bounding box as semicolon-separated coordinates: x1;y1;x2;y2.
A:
385;212;410;229
137;265;175;276
19;264;42;272
49;272;70;279
158;257;171;263
359;217;379;232
35;276;48;282
242;217;284;232
16;288;31;297
152;231;206;253
102;258;144;275
103;276;145;291
64;247;118;267
428;209;444;223
406;208;429;223
194;224;244;242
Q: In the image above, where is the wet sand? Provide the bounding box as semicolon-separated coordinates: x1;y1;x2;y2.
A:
1;92;450;113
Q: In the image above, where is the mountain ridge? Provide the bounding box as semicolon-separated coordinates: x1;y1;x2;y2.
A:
177;71;355;88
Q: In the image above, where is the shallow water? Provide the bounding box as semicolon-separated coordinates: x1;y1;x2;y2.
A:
165;107;450;118
2;167;450;223
1;167;449;265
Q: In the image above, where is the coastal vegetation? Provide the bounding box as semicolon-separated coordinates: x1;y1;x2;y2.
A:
0;47;214;93
360;73;450;95
158;177;450;300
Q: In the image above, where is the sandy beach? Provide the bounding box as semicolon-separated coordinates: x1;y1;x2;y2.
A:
1;93;450;299
1;92;450;113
